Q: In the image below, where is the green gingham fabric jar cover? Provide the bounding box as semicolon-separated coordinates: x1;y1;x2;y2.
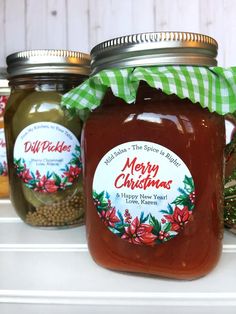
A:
61;65;236;115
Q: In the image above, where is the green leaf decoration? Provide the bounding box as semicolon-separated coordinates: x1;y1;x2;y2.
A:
178;187;188;196
113;223;126;235
62;165;69;172
93;190;99;199
93;190;111;211
69;145;82;167
53;173;62;186
149;214;161;235
189;203;194;211
99;202;109;210
46;171;53;179
97;191;105;200
25;183;34;189
163;222;172;232
28;179;38;185
17;167;25;173
167;204;174;214
14;158;23;166
62;177;68;184
160;204;174;215
75;145;81;154
13;158;25;174
117;210;124;224
172;194;189;206
160;209;171;214
140;211;149;223
183;176;194;193
109;227;122;235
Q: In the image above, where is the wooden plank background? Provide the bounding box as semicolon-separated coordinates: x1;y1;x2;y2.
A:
0;0;235;68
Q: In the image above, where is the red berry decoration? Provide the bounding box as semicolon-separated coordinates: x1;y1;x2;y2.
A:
189;191;195;204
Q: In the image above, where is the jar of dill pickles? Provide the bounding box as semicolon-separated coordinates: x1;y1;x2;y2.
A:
4;50;90;227
0;69;10;198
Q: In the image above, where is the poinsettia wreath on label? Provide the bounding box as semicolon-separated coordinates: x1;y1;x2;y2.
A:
93;176;195;246
14;145;82;193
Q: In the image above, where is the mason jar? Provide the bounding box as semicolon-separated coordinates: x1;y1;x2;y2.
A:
81;32;226;279
5;50;90;227
0;69;10;198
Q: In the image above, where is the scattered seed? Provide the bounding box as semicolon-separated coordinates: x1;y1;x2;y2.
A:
26;192;84;227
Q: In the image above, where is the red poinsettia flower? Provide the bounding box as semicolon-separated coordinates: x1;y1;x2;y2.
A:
19;168;33;183
99;207;120;228
34;175;58;193
63;165;81;182
121;217;157;246
44;179;59;193
164;206;191;232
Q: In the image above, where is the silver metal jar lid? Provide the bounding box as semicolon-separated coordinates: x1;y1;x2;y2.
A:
90;32;218;74
7;49;91;77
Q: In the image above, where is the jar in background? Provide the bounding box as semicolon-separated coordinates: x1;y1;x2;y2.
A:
0;70;10;198
82;32;225;279
5;50;90;227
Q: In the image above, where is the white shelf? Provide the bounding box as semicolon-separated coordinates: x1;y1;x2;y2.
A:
0;199;236;314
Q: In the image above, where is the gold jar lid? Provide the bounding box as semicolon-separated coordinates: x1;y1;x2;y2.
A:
7;49;91;77
91;31;218;74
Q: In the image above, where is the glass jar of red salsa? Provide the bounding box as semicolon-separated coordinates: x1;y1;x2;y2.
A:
82;32;225;279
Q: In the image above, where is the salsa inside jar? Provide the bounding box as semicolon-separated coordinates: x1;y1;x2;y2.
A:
82;83;225;279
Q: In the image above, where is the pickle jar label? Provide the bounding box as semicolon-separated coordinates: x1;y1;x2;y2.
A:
14;122;81;193
93;141;195;246
0;96;8;115
0;128;7;176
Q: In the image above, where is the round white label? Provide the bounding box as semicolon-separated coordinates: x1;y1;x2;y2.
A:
0;96;8;116
14;122;82;193
0;128;8;176
93;141;195;246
